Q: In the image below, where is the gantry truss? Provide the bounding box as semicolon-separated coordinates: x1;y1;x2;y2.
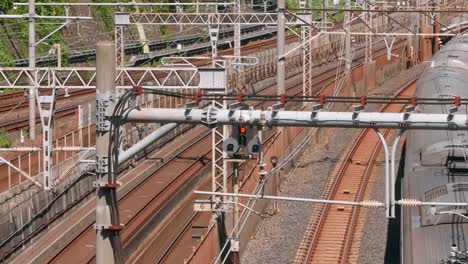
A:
115;12;329;27
0;67;226;90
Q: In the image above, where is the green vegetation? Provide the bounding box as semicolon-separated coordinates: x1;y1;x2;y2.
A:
0;0;68;65
0;128;12;148
92;0;114;31
286;0;299;9
0;88;23;95
0;0;13;13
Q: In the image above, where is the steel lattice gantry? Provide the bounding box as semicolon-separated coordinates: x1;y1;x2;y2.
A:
0;66;226;90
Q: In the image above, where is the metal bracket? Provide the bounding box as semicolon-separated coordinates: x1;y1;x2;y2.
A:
448;106;458;122
194;200;214;212
352;105;364;120
384;36;396;61
405;105;416;113
201;105;218;128
94;224;125;231
93;181;122;189
230;237;240;252
403;106;416;121
229;102;249;110
185;101;200;109
95;155;108;173
312;104;323;119
96;93;114;131
270;103;285;118
209;25;219;58
353;104;365;112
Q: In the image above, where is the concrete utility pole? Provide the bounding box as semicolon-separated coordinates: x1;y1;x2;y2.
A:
95;41;122;264
277;0;286;150
344;0;352;71
277;0;286;97
54;43;62;67
29;0;36;140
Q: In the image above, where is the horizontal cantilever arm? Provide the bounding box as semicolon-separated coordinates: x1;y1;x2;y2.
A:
125;107;468;130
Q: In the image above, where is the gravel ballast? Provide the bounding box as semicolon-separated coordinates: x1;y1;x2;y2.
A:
241;64;426;264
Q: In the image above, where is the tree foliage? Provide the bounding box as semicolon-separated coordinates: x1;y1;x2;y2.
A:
0;0;13;13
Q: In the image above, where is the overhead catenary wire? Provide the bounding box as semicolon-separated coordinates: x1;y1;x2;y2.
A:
131;88;467;106
213;46;356;263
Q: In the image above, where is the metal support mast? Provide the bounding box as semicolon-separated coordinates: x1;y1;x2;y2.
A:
300;0;312;97
29;0;36;140
234;0;242;91
115;25;124;67
95;42;122;264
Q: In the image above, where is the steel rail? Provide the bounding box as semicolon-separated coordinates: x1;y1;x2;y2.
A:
152;82;301;264
340;81;416;263
4;26;406;262
171;39;409;264
47;131;212;263
301;80;417;263
43;57;307;264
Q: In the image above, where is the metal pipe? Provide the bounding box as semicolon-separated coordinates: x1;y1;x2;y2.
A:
194;192;468;208
35;22;70;46
288;7;468;13
390;129;405;218
14;2;235;7
194;191;384;207
125;108;468;130
117;123;177;165
80;159;96;163
374;129;390;218
280;32;322;59
0;14;93;19
0;147;41;151
53;147;96;151
396;200;468;207
0;156;42;187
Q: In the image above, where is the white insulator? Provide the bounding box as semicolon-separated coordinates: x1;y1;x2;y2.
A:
398;199;422;207
360;200;384;208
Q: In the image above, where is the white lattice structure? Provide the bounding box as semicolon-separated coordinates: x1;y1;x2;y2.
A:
0;67;226;90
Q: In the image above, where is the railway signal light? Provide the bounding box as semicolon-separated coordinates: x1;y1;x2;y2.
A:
223;137;240;156
223;125;261;157
247;137;261;155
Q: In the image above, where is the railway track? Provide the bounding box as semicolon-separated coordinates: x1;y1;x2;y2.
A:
1;106;78;132
0;34;297;193
131;42;409;263
49;131;213;263
0;89;93;116
0;34;297;133
0;90;24;101
5;34;407;263
6;53;304;263
294;80;417;264
42;59;306;264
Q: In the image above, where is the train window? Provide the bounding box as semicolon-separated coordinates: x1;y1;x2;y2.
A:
447;156;468;174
